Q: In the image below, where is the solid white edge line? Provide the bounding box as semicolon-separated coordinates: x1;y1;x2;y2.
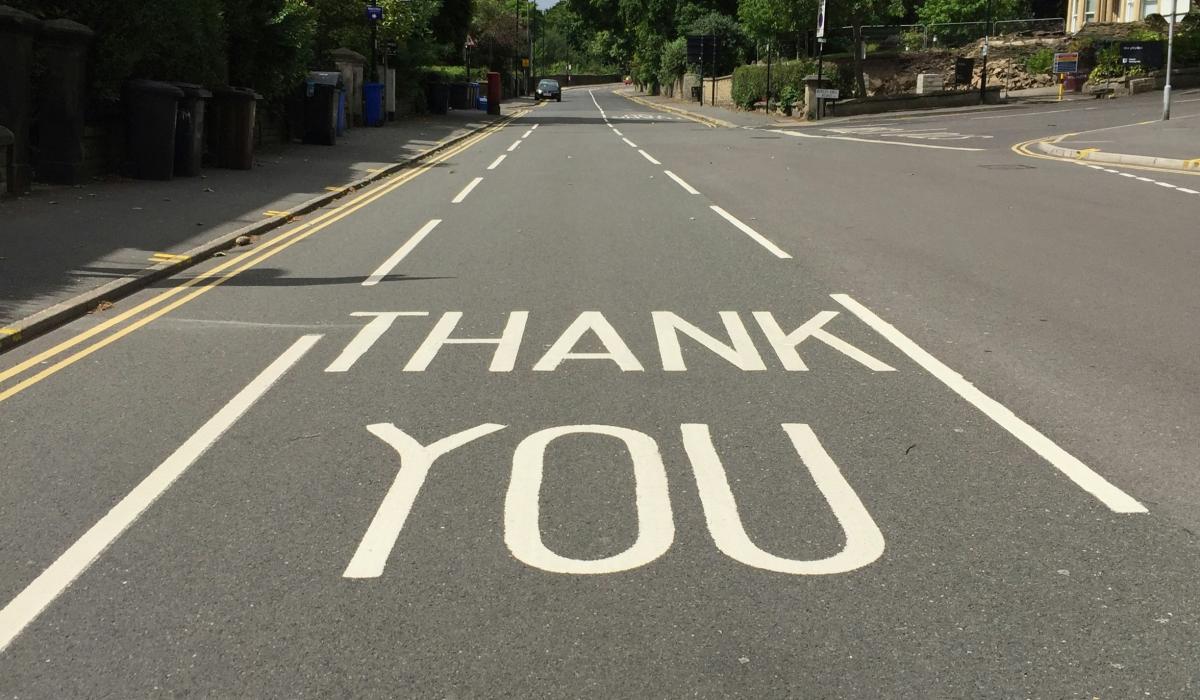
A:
622;137;639;148
709;205;792;259
770;129;985;152
0;334;323;653
664;170;700;195
830;293;1147;514
363;219;442;286
452;176;484;203
487;154;506;170
639;150;662;165
506;140;522;152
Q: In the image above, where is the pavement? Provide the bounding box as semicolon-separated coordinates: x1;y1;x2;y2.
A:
0;106;516;335
1;86;1199;696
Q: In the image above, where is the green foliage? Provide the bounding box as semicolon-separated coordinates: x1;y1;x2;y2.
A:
778;84;798;111
1088;44;1122;82
686;11;748;75
917;0;1030;25
738;0;814;41
1024;47;1054;75
658;37;688;88
731;59;814;109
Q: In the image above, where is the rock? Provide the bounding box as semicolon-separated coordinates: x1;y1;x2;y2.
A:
235;235;252;246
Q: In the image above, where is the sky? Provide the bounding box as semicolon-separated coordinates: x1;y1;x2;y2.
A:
536;0;559;8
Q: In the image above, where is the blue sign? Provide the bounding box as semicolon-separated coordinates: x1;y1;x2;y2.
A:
366;5;384;21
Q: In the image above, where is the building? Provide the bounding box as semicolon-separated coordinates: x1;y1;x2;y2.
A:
1068;0;1192;32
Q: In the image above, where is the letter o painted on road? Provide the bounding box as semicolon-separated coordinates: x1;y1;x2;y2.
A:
504;425;675;574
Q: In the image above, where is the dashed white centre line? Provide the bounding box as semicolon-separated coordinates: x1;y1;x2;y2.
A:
0;334;323;653
709;205;792;259
487;154;507;170
831;293;1147;515
507;140;522;152
363;219;442;286
1155;181;1178;188
589;89;607;119
664;170;700;194
452;176;483;203
612;128;624;136
622;137;638;148
639;150;662;165
530;124;538;130
1179;187;1200;194
522;129;533;138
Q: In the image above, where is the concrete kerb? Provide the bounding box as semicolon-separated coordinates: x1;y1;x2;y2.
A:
0;111;520;354
1036;138;1200;172
619;92;736;128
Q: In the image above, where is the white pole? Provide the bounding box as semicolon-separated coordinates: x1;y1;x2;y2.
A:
1163;0;1176;120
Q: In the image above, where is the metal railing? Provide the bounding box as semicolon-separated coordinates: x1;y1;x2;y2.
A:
833;18;1069;53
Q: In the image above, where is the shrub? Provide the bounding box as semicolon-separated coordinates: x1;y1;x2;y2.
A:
731;60;815;110
1024;47;1054;75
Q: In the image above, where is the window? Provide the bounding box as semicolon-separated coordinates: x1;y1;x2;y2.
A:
1085;0;1097;23
1142;0;1158;17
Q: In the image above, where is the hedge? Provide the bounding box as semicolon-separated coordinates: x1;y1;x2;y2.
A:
731;60;815;110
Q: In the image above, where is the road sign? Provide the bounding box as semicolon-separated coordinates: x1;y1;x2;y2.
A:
817;0;827;39
365;4;384;21
1052;52;1079;74
1120;42;1164;68
464;34;477;49
521;57;530;68
814;88;840;100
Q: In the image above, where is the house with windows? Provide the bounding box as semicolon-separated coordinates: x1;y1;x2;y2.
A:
1068;0;1192;32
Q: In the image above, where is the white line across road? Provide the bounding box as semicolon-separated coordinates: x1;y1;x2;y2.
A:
639;150;662;165
622;137;639;148
487;155;506;170
363;219;442;286
771;129;985;152
664;170;700;194
709;206;792;259
0;334;322;653
831;294;1147;514
452;177;483;203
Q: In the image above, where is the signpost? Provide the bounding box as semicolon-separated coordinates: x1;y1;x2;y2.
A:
686;35;717;104
814;88;839;100
815;0;827;120
1053;51;1079;102
366;4;383;82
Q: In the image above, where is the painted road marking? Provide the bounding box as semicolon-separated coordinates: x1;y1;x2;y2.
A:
622;137;639;148
452;177;484;203
507;140;522;152
972;107;1096;120
347;422;881;578
589;90;607;119
149;253;189;263
530;124;538;130
0;334;321;653
613;128;624;136
487;155;506;170
639;150;662;165
664;170;700;195
831;293;1147;514
709;206;792;259
363;219;442;286
772;129;985;152
822;126;993;142
1179;187;1200;194
325;312;429;372
1075;160;1200;195
523;129;533;138
0;114;518;402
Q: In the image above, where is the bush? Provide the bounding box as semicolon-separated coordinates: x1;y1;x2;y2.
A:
731;60;814;110
1024;48;1054;75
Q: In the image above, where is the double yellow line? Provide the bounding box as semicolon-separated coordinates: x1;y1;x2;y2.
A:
0;115;518;404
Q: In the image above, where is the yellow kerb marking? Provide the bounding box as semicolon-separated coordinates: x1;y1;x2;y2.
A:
263;210;291;217
1075;148;1098;159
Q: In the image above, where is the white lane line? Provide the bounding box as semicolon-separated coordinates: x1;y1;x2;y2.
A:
771;129;984;152
1119;172;1138;178
522;129;533;138
506;140;522;152
1135;176;1155;182
1178;187;1199;194
621;137;639;148
530;124;538;130
831;294;1147;514
0;334;322;653
664;170;700;194
972;107;1095;120
1155;181;1178;188
487;154;506;170
452;177;483;203
639;150;662;165
363;219;442;286
709;205;792;259
589;89;607;119
612;128;624;136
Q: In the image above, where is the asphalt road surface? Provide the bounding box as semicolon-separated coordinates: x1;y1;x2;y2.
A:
2;87;1198;697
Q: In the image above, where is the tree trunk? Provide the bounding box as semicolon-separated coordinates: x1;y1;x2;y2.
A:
852;23;866;97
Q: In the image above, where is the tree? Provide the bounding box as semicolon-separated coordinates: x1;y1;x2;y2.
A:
917;0;1031;26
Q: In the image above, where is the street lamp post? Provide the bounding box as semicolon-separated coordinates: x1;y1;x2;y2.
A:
1163;0;1176;120
979;0;991;104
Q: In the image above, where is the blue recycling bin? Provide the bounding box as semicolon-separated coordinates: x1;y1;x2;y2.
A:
337;89;347;135
364;82;384;127
476;95;487;110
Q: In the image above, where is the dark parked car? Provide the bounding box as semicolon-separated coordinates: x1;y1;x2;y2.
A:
535;79;561;102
